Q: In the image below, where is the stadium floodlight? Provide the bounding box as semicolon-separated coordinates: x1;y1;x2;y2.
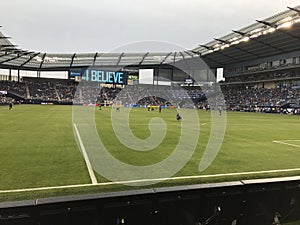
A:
268;27;276;33
230;40;240;45
241;37;250;42
277;21;293;29
199;44;214;53
280;16;292;22
228;36;238;42
250;28;263;34
250;32;262;39
220;44;230;50
213;39;231;50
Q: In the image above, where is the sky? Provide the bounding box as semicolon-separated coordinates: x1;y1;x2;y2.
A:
0;0;299;53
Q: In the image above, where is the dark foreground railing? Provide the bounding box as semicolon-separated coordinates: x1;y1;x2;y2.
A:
1;176;300;225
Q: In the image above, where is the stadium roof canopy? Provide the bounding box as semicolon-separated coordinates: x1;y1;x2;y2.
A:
0;5;299;71
0;28;196;70
193;5;300;68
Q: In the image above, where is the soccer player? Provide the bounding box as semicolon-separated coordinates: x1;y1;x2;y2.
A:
8;102;12;110
176;113;181;121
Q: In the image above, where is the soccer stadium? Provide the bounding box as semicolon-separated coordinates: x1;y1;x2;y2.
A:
0;4;300;225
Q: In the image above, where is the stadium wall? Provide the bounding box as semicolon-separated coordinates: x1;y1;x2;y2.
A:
1;176;300;225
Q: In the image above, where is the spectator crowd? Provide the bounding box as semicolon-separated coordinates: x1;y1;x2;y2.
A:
0;78;299;114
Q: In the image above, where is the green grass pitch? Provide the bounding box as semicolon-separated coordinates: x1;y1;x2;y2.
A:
0;104;300;202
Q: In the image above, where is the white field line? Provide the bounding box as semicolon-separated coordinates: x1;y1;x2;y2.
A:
1;167;300;194
277;140;300;142
272;140;300;148
73;123;98;184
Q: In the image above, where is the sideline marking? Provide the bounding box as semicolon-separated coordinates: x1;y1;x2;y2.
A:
272;140;300;148
74;123;98;184
1;167;300;194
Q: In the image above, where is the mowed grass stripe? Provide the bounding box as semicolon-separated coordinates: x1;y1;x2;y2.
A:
0;105;300;201
0;105;90;189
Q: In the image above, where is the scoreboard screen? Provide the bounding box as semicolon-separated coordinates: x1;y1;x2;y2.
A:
70;69;128;85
